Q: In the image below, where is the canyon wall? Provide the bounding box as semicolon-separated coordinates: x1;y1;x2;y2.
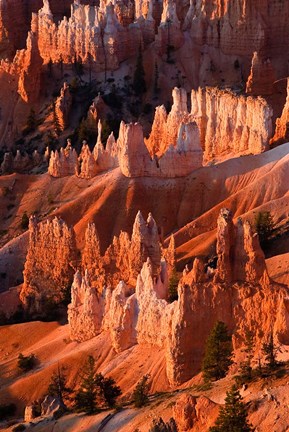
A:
146;86;273;161
67;208;289;385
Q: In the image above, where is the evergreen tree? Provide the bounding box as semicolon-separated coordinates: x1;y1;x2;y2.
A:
262;330;278;370
238;330;254;383
48;364;72;404
52;102;61;136
209;385;253;432
202;321;233;381
74;356;98;414
132;375;150;408
154;63;159;95
254;211;274;248
168;268;179;302
26;108;37;133
133;46;146;96
95;373;122;407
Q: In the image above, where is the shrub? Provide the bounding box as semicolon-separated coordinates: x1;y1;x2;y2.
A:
20;212;29;230
17;353;36;372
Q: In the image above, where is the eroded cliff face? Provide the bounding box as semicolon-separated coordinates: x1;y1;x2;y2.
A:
67;208;289;386
145;86;273;162
272;79;289;144
20;216;77;313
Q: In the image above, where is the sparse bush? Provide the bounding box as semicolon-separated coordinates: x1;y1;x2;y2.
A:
20;212;29;230
17;353;36;372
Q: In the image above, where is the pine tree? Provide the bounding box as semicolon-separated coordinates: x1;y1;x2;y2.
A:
48;364;72;404
202;321;233;381
262;330;278;370
209;385;253;432
132;375;150;408
95;373;122;407
168;267;179;302
52;102;61;136
238;330;254;383
74;356;98;414
133;45;146;96
254;211;274;248
26;108;37;133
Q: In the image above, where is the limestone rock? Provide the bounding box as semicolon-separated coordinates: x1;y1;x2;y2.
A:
54;82;72;131
20;216;77;314
173;394;196;431
41;395;66;418
48;140;78;177
68;270;104;342
130;211;161;278
272;78;289;144
81;223;105;291
246;52;275;96
105;281;137;352
17;31;43;103
79;142;98;179
190;87;272;160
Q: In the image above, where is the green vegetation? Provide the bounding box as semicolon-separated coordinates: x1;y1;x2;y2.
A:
254;211;274;249
209;385;253;432
48;365;72;404
17;353;36;372
236;330;254;384
95;373;122;408
133;46;146;96
262;330;278;370
202;321;233;381
20;212;29;230
132;374;150;408
74;356;122;414
168;268;179;302
75;355;99;414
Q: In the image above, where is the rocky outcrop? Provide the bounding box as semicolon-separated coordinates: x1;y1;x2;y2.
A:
246;52;275;96
55;82;72;131
146;87;272;162
20;216;77;313
155;0;184;55
68;270;104;342
67;208;289;385
272;78;289;144
0;150;45;174
35;0;152;71
174;395;219;431
48;140;78;177
173;394;196;431
190;87;272;160
118;120;203;178
81;223;105;291
215;209;268;284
